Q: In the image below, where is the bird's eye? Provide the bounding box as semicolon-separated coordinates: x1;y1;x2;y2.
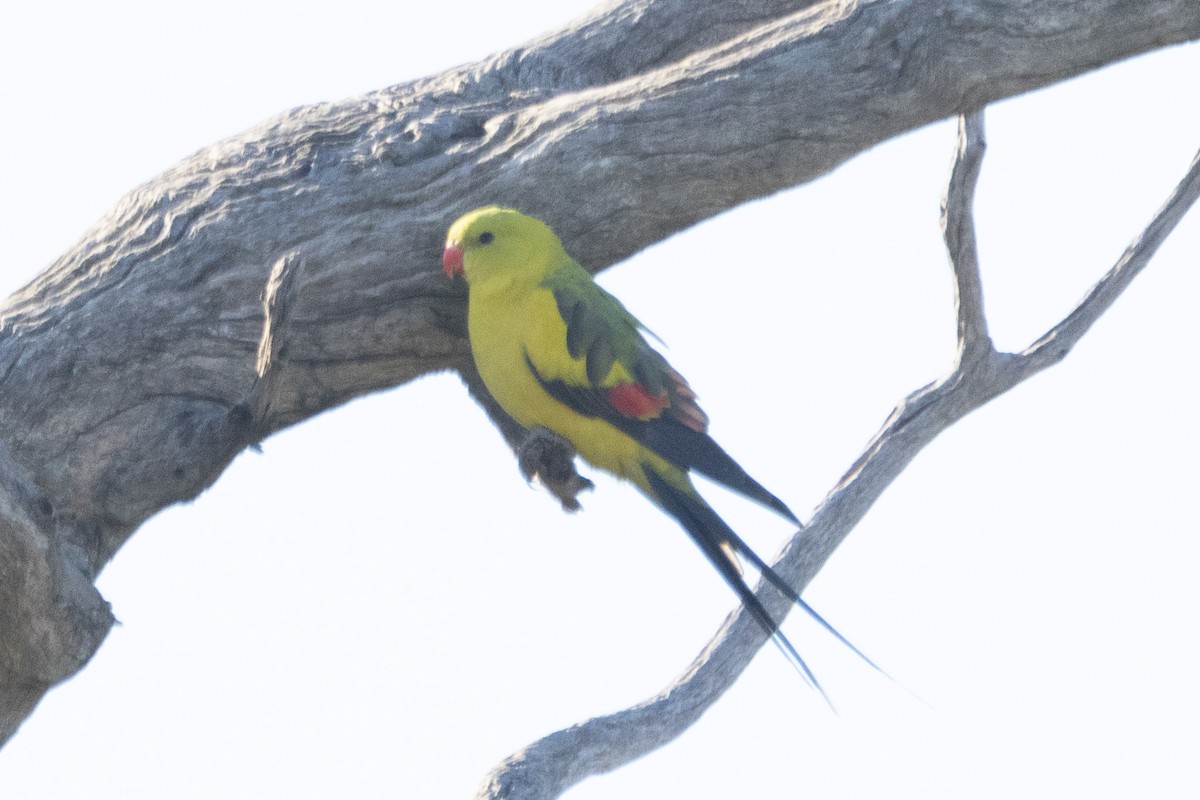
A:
478;231;495;245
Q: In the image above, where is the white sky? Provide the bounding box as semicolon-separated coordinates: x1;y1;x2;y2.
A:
1;3;1198;799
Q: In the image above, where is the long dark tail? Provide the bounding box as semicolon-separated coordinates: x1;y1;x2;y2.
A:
637;422;800;524
645;469;831;702
645;469;884;701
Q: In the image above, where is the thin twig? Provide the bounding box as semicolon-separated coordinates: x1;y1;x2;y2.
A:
1016;145;1200;375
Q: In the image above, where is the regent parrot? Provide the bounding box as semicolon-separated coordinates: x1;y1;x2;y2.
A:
443;206;871;697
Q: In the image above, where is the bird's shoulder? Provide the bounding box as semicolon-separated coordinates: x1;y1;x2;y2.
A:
539;263;666;387
531;265;708;431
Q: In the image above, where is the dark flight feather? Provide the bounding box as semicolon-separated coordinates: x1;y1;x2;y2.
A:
644;470;831;704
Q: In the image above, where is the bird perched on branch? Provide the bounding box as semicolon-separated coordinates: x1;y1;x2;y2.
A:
443;206;871;698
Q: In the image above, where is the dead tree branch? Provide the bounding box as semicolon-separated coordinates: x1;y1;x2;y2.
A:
472;114;1200;799
1;0;1198;766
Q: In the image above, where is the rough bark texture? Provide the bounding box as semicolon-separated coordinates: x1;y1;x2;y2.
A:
0;0;1197;763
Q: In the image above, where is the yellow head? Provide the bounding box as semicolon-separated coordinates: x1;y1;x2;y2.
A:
442;206;569;290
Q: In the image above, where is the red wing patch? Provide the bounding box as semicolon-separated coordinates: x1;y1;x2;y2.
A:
605;382;670;420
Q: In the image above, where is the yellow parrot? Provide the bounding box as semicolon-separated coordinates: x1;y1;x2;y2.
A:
443;206;869;695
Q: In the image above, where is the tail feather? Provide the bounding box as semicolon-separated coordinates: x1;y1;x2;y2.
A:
640;423;800;524
716;526;890;678
644;469;831;705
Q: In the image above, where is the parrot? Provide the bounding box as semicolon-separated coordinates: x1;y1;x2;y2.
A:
442;205;872;697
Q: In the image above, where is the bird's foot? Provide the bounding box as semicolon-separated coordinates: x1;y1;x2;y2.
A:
517;427;594;513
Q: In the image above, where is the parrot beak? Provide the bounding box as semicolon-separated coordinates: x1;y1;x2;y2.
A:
442;243;465;278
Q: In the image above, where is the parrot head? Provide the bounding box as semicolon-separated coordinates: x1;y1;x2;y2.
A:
443;206;567;288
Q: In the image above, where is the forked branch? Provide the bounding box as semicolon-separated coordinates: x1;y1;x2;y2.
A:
475;111;1200;800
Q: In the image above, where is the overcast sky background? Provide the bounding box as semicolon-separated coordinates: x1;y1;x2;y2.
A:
1;2;1198;798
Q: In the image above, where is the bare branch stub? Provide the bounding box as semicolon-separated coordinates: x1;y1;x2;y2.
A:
256;253;305;383
247;252;306;433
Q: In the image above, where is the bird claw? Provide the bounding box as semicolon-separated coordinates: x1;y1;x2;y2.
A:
517;427;594;513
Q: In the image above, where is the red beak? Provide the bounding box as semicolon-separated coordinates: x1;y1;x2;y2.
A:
442;244;465;278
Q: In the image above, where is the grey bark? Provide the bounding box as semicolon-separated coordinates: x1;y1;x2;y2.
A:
0;0;1197;778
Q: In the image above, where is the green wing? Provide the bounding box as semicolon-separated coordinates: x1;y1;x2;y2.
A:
540;261;668;391
535;263;796;522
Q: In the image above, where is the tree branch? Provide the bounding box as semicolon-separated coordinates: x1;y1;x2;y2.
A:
943;112;994;363
1018;146;1200;374
472;116;1200;799
1;0;1198;762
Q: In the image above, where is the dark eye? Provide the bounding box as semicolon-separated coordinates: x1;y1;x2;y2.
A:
478;231;494;245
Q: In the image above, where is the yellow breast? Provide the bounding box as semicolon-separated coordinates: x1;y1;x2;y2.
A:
467;285;650;483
